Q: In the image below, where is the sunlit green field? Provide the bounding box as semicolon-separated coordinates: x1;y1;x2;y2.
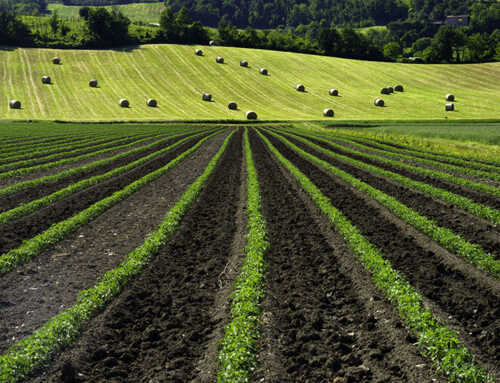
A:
1;44;499;121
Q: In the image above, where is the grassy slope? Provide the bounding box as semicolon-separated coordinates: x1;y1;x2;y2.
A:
0;44;499;121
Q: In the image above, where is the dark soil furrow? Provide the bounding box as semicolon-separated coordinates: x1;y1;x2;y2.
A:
262;131;500;371
302;135;500;210
31;128;243;383
345;137;500;173
0;134;209;255
251;130;443;383
0;134;192;213
0;132;229;354
0;136;148;172
282;134;500;258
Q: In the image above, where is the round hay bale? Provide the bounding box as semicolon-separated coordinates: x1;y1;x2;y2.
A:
147;98;157;107
41;76;51;84
202;93;212;101
323;108;334;117
445;103;454;111
195;49;203;56
246;111;257;120
260;68;268;75
240;60;248;67
394;84;404;92
445;93;455;101
52;57;60;64
228;101;237;110
216;56;224;64
209;40;216;46
89;79;98;88
387;86;394;94
329;88;339;96
119;98;129;108
9;100;21;109
296;84;305;92
374;98;384;107
381;87;390;95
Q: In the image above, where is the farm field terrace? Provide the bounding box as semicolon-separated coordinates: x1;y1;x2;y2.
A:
0;121;498;382
1;44;500;121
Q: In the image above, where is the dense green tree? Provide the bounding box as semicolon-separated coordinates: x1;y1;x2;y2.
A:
0;10;32;45
383;41;402;59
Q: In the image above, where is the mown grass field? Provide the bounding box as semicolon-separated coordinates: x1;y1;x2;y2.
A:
1;44;500;121
0;122;498;383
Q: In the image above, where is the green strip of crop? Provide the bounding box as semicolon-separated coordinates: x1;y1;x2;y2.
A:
279;129;500;198
0;133;159;173
217;129;268;382
329;132;500;174
0;128;210;199
0;131;209;224
267;129;500;279
0;134;102;156
257;129;493;383
0;130;235;383
276;130;500;226
0;132;149;163
325;134;500;183
0;129;223;276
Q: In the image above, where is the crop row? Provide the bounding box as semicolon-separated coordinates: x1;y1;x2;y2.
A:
274;128;500;225
0;129;235;383
265;129;500;279
0;133;101;154
256;128;493;382
0;129;221;275
0;128;208;199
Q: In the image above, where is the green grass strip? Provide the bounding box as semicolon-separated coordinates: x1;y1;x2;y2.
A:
0;131;209;224
326;134;500;183
267;129;500;279
0;128;210;199
217;128;269;382
328;132;500;174
257;129;494;383
0;129;235;383
282;129;500;198
0;133;158;173
0;129;223;275
277;130;500;226
0;134;102;156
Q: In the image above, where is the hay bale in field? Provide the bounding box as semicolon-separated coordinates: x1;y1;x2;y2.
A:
374;98;384;107
9;100;21;109
296;84;305;92
329;88;339;96
89;79;98;87
119;98;129;107
41;76;51;84
202;93;212;101
195;49;203;56
445;93;455;101
240;60;248;67
147;98;157;107
323;108;334;117
381;87;390;95
216;56;224;64
246;111;257;120
445;103;454;111
260;68;268;75
394;84;404;92
52;57;60;64
387;86;394;94
209;40;216;46
228;101;237;110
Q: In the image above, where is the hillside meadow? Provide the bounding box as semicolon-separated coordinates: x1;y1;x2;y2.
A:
0;44;499;121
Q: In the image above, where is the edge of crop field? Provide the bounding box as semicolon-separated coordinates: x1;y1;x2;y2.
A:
0;129;236;383
265;129;500;279
274;129;500;226
0;129;222;275
0;130;210;224
256;129;495;383
216;128;269;382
